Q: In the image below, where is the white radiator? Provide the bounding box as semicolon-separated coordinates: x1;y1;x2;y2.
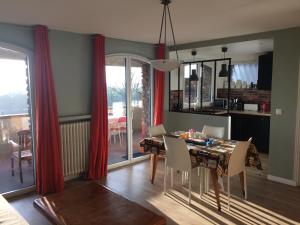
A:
60;120;90;178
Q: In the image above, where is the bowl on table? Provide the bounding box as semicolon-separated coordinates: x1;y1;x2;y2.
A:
179;133;189;139
173;131;185;136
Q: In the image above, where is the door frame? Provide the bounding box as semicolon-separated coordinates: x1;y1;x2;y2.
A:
0;42;36;197
294;59;300;186
106;54;153;170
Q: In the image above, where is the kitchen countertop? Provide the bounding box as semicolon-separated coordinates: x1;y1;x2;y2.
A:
172;108;271;117
229;110;271;117
213;109;271;116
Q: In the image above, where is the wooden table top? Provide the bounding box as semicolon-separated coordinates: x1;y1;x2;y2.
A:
0;195;29;225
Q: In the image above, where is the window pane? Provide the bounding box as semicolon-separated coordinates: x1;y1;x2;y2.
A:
232;63;258;84
0;58;34;194
130;59;151;158
106;57;128;165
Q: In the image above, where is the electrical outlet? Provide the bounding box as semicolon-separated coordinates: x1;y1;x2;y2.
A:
275;108;283;115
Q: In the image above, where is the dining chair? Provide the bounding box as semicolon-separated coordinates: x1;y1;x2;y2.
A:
9;130;32;183
163;136;192;204
108;118;121;144
149;124;166;137
117;116;127;144
225;138;252;210
199;125;225;191
202;125;225;139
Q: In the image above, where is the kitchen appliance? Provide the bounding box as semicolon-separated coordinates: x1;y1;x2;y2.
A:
213;99;227;109
244;103;259;111
260;102;270;112
230;98;243;110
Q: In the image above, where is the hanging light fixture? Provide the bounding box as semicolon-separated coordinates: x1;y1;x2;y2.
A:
219;47;229;77
190;50;198;81
151;0;182;72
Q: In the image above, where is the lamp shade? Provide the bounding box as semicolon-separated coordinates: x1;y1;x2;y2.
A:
190;69;198;81
219;63;229;77
151;59;182;72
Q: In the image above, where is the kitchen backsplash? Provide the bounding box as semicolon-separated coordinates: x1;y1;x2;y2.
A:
217;88;271;104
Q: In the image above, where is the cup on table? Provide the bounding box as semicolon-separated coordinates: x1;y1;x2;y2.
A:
194;132;202;139
188;129;196;139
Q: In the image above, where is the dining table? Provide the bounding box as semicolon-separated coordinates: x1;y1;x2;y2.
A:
139;132;262;211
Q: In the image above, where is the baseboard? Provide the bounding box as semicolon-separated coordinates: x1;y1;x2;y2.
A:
267;175;297;186
3;186;36;199
64;174;82;181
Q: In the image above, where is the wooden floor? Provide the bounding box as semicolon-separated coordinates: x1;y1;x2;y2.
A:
8;155;300;225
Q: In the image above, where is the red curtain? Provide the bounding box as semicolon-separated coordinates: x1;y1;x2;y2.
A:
153;44;165;125
34;25;64;195
87;34;108;179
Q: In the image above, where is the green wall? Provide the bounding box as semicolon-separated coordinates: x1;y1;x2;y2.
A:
49;30;92;117
164;112;230;139
0;23;34;51
106;37;155;60
0;22;155;118
1;21;299;181
167;27;300;181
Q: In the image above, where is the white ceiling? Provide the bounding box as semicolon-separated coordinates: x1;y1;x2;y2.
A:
0;0;299;44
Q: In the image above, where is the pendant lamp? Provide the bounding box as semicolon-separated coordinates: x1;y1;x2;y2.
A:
189;50;198;81
151;0;182;72
219;47;229;77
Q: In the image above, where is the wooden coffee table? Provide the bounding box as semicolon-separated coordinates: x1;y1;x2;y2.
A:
34;182;166;225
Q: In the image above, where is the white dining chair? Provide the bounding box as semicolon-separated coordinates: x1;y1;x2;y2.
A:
199;125;225;192
225;138;252;210
163;136;192;204
108;118;121;144
149;124;166;137
202;125;225;139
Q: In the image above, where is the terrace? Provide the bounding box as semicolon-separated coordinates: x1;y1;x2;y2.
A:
0;114;34;194
0;110;149;194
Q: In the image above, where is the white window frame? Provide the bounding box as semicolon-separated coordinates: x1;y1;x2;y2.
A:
106;54;153;170
0;42;36;198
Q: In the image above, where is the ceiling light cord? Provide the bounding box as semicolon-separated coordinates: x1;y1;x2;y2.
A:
157;1;179;60
158;4;166;46
164;4;167;48
151;0;181;72
167;5;179;60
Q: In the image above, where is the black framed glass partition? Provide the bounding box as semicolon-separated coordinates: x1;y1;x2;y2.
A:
169;58;232;115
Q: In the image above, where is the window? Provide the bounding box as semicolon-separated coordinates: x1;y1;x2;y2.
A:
232;63;258;84
0;46;34;194
184;64;198;108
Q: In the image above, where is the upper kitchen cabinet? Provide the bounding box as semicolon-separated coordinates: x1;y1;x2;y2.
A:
257;52;273;90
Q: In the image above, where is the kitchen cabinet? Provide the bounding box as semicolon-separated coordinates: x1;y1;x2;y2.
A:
231;114;270;153
257;52;273;90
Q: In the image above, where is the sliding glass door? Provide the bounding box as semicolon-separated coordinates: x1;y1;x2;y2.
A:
106;57;128;165
106;55;152;166
0;46;34;194
130;59;151;159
